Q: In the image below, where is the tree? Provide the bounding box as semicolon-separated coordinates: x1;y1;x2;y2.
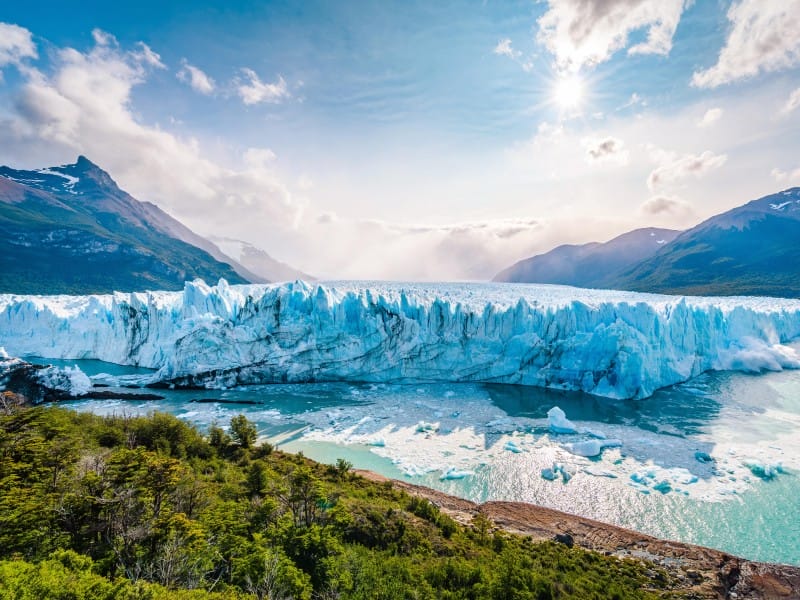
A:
229;415;256;450
334;458;352;481
245;461;270;498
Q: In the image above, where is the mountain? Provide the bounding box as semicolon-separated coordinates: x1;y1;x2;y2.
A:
0;156;251;294
493;227;680;287
211;236;314;282
611;188;800;297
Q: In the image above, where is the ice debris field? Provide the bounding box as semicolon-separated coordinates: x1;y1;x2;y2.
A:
2;279;800;400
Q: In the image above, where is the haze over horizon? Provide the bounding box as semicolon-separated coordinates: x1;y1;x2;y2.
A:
1;0;799;280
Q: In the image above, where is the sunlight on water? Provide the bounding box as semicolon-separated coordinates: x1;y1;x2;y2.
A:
46;355;800;566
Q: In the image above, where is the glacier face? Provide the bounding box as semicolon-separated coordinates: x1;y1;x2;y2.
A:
1;279;800;399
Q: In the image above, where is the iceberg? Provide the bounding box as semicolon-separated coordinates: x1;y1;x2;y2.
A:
743;460;784;480
541;467;558;481
547;406;579;433
1;279;800;400
439;467;473;480
563;438;622;458
35;365;92;397
540;463;574;483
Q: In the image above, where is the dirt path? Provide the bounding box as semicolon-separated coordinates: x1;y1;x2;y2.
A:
357;470;800;599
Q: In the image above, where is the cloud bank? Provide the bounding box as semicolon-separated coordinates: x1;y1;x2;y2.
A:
537;0;690;71
692;0;800;88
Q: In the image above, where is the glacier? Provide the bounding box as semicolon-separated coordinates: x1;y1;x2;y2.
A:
1;279;800;400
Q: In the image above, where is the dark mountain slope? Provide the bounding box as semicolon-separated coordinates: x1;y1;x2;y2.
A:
494;227;680;287
0;156;249;294
610;188;800;297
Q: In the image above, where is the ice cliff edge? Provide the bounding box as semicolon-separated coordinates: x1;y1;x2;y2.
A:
1;279;800;400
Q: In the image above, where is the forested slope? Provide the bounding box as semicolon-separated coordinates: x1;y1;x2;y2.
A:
0;397;675;599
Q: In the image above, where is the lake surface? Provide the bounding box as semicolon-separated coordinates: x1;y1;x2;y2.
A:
38;355;800;566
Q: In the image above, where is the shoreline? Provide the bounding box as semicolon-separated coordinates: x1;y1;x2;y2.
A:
355;469;800;599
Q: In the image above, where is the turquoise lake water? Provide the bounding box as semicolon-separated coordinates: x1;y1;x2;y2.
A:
37;356;800;566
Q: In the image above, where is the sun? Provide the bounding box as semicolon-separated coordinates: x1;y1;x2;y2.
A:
553;75;584;110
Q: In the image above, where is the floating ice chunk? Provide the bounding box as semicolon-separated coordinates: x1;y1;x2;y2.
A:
547;406;578;434
630;470;656;485
541;462;573;483
563;438;622;457
558;463;575;483
369;438;386;447
652;480;672;494
504;440;523;453
440;467;472;480
541;467;558;481
416;421;439;433
35;365;92;396
694;451;714;463
743;460;783;480
403;464;434;477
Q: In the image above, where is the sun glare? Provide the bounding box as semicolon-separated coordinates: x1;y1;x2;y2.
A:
553;75;584;110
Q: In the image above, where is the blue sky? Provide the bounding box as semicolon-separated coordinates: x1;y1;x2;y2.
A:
1;1;799;279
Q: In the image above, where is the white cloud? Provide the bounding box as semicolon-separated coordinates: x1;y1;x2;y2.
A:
647;150;727;189
771;167;800;183
236;68;290;105
618;92;646;110
0;22;37;77
640;195;694;217
581;136;629;166
243;147;277;168
91;28;116;47
1;33;298;232
89;29;164;70
177;60;215;94
132;43;165;69
493;38;520;59
536;0;690;71
692;0;800;88
492;38;533;71
306;215;548;280
780;87;800;116
697;107;723;128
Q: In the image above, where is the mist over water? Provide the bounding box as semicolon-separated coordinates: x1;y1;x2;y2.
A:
45;355;800;566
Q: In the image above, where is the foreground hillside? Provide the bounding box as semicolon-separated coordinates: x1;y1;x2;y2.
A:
0;398;710;599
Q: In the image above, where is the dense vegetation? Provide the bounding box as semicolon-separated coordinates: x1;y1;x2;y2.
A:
0;397;677;599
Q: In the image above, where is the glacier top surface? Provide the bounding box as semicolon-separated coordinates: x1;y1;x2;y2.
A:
2;279;800;316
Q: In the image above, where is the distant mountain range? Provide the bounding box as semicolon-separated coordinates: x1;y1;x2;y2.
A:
0;156;308;294
495;188;800;298
211;237;314;283
4;156;798;298
494;227;680;288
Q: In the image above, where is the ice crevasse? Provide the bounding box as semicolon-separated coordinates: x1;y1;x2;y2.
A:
1;279;800;400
